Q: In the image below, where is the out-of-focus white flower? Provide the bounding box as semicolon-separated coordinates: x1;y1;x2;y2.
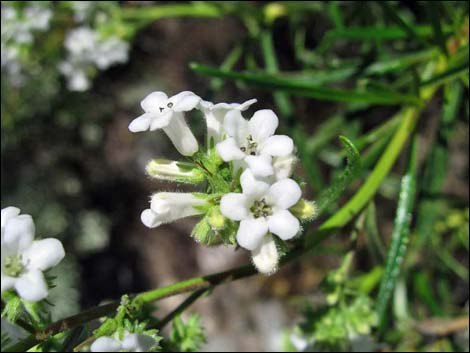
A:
91;331;158;352
60;26;129;91
220;169;301;252
70;1;95;22
1;207;65;302
141;193;207;228
58;61;90;91
216;109;294;177
1;4;52;85
199;98;257;145
129;91;201;156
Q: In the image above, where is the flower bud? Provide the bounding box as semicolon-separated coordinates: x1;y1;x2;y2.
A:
290;199;317;221
251;234;279;275
207;207;226;230
141;193;207;228
146;159;205;184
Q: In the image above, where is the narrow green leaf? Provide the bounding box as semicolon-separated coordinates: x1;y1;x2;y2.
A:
376;136;418;328
426;1;449;56
378;2;429;47
364;49;437;76
420;59;469;88
324;24;449;41
190;63;421;105
121;2;222;20
316;136;361;216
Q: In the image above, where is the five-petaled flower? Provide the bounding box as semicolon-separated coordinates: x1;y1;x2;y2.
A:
220;169;301;251
129;91;201;156
1;207;65;302
216;109;294;177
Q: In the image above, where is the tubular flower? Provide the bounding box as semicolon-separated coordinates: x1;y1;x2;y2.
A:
129;91;201;156
1;207;65;302
141;193;208;228
199;98;257;145
216;109;294;177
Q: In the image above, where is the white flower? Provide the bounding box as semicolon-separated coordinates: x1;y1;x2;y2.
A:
129;91;201;156
1;207;65;302
272;153;297;181
216;109;294;177
220;169;301;252
141;193;207;228
60;26;129;91
251;234;279;274
91;331;158;352
63;27;97;58
199;98;257;145
58;61;90;91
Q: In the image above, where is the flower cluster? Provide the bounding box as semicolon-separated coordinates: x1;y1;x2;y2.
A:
59;26;129;91
1;207;65;302
1;2;52;85
130;91;316;274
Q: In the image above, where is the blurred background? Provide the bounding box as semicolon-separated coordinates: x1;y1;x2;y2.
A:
1;1;469;351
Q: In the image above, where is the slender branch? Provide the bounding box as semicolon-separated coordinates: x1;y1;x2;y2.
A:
153;289;210;330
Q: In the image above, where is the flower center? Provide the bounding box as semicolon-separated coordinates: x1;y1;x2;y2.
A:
3;255;25;277
240;135;258;156
158;102;174;113
250;198;273;218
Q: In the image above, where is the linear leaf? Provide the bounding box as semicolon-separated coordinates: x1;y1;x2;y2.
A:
376;136;418;328
190;63;421;105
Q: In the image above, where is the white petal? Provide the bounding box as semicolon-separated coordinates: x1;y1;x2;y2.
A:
122;333;156;352
267;178;302;209
3;215;35;251
14;270;48;302
248;109;278;143
245;155;274;177
273;154;297;180
236;218;268;251
223;110;249;145
150;193;206;221
260;135;294;157
1;274;16;292
238;98;257;110
140;91;168;113
1;207;20;228
268;210;300;240
240;169;270;199
220;193;249;221
216;138;245;161
251;235;279;274
141;209;162;228
129;113;153;132
170;91;201;112
162;113;198;156
90;337;122;352
149;111;172;130
22;238;65;271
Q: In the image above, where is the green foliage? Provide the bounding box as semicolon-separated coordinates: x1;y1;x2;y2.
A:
376;137;418;327
166;315;207;352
